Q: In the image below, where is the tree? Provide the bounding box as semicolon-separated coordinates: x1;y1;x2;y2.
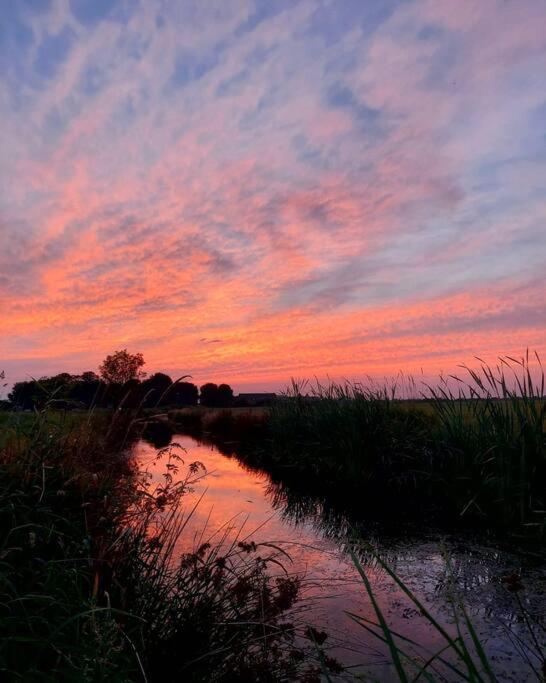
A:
217;383;234;407
142;372;173;407
99;350;146;384
81;371;99;383
199;382;234;407
69;372;104;407
8;373;107;410
200;383;219;407
9;381;38;410
170;381;199;406
8;375;75;410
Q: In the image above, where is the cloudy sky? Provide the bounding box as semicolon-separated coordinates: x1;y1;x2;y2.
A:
1;0;545;390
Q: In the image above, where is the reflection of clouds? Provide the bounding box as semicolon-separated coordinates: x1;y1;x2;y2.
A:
3;1;546;384
134;435;546;676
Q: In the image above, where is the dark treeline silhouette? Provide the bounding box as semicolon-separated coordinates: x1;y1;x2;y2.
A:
4;349;235;411
199;382;234;407
7;373;236;411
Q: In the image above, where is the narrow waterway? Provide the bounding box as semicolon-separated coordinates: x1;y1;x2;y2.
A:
133;434;545;681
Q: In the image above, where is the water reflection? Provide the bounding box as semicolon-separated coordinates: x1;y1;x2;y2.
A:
264;473;546;634
133;434;545;681
141;419;174;449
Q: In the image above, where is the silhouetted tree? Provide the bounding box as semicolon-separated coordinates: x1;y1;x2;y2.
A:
50;373;73;386
200;383;219;407
169;381;199;406
68;371;104;407
99;350;146;384
217;383;234;407
8;370;121;410
9;374;75;410
142;372;173;407
8;381;37;410
81;371;99;383
119;378;143;409
199;382;234;407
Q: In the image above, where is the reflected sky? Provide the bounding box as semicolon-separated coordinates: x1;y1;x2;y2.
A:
133;434;545;680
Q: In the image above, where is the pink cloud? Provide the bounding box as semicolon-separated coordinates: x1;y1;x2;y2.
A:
2;0;545;389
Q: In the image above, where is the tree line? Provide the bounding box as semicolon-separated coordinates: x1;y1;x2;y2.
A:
5;350;234;410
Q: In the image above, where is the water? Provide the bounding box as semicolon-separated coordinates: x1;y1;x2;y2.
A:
133;434;545;681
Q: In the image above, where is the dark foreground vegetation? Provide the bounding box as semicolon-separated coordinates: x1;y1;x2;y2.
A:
0;407;329;681
2;410;544;682
167;354;546;543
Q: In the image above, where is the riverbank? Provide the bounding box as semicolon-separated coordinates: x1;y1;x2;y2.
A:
0;408;319;681
136;430;546;682
1;396;544;680
155;358;545;544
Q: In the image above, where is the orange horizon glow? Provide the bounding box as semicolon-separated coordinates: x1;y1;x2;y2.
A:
2;1;545;392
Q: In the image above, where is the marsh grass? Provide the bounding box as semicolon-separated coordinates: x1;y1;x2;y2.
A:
263;354;545;538
425;352;545;532
0;405;135;680
166;406;268;444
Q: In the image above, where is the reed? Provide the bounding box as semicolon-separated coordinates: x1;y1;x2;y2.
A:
263;354;545;538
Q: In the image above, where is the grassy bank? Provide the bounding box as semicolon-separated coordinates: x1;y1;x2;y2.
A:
0;407;325;681
267;357;545;538
165;356;545;541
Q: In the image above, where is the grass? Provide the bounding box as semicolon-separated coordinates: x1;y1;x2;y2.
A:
2;351;543;679
146;355;545;540
0;405;322;681
347;545;546;682
0;407;133;679
165;406;269;449
252;354;545;540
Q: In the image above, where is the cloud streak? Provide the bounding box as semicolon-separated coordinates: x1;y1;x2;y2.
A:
1;0;545;388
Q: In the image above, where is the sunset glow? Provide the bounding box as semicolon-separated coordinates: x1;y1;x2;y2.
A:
2;0;545;389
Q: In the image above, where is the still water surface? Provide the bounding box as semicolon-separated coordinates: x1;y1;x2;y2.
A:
133;434;545;681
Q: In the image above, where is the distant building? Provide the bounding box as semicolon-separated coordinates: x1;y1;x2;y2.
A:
236;392;277;407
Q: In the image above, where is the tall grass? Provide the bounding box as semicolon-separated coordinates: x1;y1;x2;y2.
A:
264;355;545;538
0;406;135;679
347;544;546;682
425;352;545;533
0;405;319;681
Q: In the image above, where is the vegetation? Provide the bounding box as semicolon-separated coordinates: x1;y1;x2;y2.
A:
348;546;545;682
167;406;268;442
6;351;232;411
0;405;326;681
199;382;235;407
257;355;545;539
162;356;545;541
1;350;544;680
99;348;146;384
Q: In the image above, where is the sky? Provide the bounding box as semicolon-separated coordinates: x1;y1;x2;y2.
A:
1;0;545;392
